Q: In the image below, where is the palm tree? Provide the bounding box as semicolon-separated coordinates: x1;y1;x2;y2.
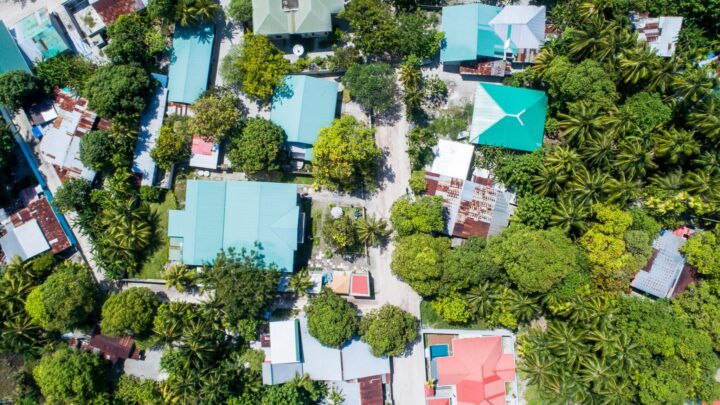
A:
614;139;656;179
694;151;720;172
546;322;588;372
568;167;609;204
654;128;700;163
0;277;33;318
1;315;44;355
579;355;614;392
672;67;717;104
603;172;641;205
399;58;422;90
288;268;314;297
688;95;720;141
101;198;153;253
599;106;639;138
531;46;557;79
463;281;500;319
683;169;720;200
504;289;541;323
533;165;568;196
154;302;190;343
619;47;658;84
549;196;590;236
581;133;615;169
164;263;197;292
545;145;583;177
647;56;682;95
557;101;603;146
328;387;346;405
177;0;221;26
356;215;390;247
649;170;684;193
403;87;425;121
520;351;558;388
597;377;635;405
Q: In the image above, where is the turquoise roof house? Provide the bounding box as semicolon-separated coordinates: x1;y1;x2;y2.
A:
168;180;301;271
271;75;338;161
11;9;70;63
0;21;32;74
440;4;546;63
470;83;547;152
168;23;215;105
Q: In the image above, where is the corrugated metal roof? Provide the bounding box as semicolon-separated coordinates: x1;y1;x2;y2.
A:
489;6;546;50
167;23;214;105
271;75;338;156
631;231;687;298
0;21;31;75
341;338;391;381
168;180;299;271
298;316;343;381
252;0;344;36
470;83;546;152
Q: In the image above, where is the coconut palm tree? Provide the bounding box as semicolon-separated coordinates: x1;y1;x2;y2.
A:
557;101;603;146
399;58;422;90
531;46;557;79
288;268;314;297
672;67;717;104
154;302;191;344
619;47;658;84
599;107;639;138
533;165;568;196
545;145;583;177
581;133;615;169
647;56;683;95
177;0;221;27
614;139;656;179
654;128;700;164
694;151;720;172
579;355;614;391
520;351;558;388
684;169;720;199
0;277;33;318
649;170;684;193
328;387;346;405
603;172;641;205
1;315;44;354
504;289;541;324
164;263;198;292
546;322;589;372
569;167;609;204
356;215;390;247
688;95;720;141
549;196;591;235
463;281;500;319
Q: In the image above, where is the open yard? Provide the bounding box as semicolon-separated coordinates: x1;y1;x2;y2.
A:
136;190;177;279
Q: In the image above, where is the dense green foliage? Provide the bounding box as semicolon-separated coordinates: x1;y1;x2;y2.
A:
227;0;252;23
322;213;358;252
151;124;190;170
101;287;159;337
0;125;16;176
391;233;450;297
312;115;382;191
104;13;158;66
221;34;293;100
33;348;108;404
306;289;358;348
35;54;93;91
53;178;92;213
342;63;397;115
79;130;113;172
83;63;153;118
190;89;245;143
407;126;437;170
0;71;44;112
390;195;444;236
359;304;417;356
25;262;97;332
227;118;284;173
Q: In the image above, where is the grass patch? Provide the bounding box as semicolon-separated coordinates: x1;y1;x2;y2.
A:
136;191;177;279
420;300;490;330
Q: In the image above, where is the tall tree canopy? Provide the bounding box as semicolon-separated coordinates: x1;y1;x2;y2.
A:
312;115;382;192
101;287;159;337
221;34;293;100
391;233;450;297
226;117;284;174
33;348;108;404
389;195;445;236
83;63;153;118
359;304;417;356
0;70;44;112
306;289;358;348
342;63;397;115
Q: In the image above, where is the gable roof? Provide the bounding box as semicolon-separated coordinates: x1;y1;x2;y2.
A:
168;23;215;105
631;230;688;298
441;4;545;63
489;6;546;50
252;0;344;35
271;75;338;148
436;336;515;405
0;21;31;75
133;75;168;186
0;220;50;263
470;83;546;152
168;180;299;271
11;9;70;63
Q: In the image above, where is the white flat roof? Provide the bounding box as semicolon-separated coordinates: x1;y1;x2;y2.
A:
0;220;50;263
269;320;301;364
430;139;475;179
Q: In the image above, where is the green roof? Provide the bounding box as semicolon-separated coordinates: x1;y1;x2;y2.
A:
12;9;69;63
441;4;504;63
252;0;344;36
271;75;338;155
0;21;31;74
470;83;547;152
168;23;215;104
168;180;300;271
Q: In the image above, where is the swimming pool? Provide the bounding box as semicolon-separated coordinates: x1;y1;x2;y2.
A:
429;344;449;360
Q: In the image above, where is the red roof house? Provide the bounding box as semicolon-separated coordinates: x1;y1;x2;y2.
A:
435;336;515;405
350;274;371;297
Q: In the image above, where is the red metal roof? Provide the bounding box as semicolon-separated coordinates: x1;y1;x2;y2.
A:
436;336;516;405
358;375;384;405
427;399;450;405
9;193;70;255
88;334;138;362
92;0;143;25
192;136;215;155
350;274;370;297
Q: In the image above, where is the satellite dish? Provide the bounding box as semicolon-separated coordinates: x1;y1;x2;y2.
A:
330;206;343;219
293;44;305;57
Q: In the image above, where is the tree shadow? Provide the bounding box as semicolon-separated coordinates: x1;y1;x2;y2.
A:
374;102;403;126
374;146;396;192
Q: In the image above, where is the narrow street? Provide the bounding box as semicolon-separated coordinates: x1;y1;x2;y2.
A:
366;106;426;405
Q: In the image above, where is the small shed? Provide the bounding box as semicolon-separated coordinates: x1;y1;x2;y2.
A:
349;274;371;298
269;320;302;364
189;136;220;170
430;139;475;180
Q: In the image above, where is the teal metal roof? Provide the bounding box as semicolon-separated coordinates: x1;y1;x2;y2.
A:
0;21;31;74
11;9;69;63
168;180;299;271
168;23;215;104
441;4;503;63
470;83;547;152
271;75;338;152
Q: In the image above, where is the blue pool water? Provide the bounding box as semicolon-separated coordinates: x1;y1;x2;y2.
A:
429;344;449;360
